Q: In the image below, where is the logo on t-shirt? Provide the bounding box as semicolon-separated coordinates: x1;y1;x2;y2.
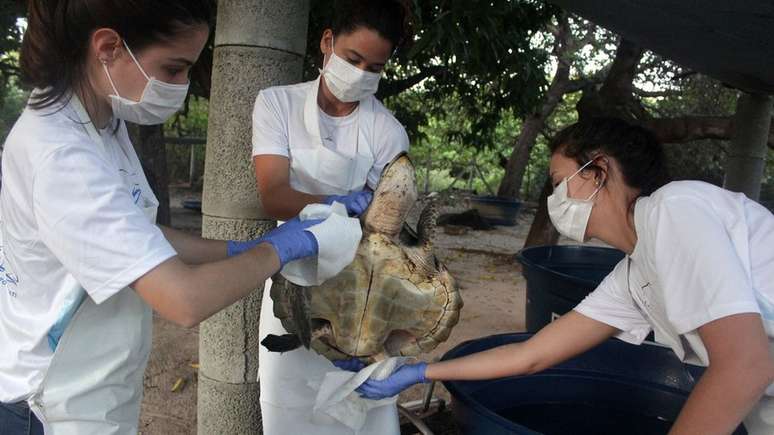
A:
0;248;19;297
119;169;143;205
131;184;142;205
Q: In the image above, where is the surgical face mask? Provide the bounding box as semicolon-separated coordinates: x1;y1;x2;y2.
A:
321;37;381;103
547;159;603;243
102;41;189;125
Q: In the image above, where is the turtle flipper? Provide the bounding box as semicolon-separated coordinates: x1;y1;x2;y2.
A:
261;334;302;353
416;199;438;248
287;283;313;348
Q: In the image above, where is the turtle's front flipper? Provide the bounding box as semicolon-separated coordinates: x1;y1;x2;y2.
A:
287;283;313;348
261;334;302;353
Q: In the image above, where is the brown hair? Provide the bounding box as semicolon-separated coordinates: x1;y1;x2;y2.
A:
20;0;215;110
549;118;671;196
331;0;412;50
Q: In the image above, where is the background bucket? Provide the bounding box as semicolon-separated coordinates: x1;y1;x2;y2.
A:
516;245;625;332
468;195;522;226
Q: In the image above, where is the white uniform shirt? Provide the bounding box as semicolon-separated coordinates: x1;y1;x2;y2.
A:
0;99;177;403
251;79;409;189
575;181;774;393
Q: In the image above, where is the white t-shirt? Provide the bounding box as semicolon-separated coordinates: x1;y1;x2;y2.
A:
251;79;409;189
575;181;774;390
0;98;177;403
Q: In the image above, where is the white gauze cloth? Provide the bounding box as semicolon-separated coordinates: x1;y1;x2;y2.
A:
280;202;362;286
310;357;409;431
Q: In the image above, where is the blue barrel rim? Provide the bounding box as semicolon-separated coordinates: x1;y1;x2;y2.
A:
440;332;703;434
516;245;625;288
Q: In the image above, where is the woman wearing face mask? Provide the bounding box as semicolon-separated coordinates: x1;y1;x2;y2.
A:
344;118;774;435
0;1;324;434
250;1;411;433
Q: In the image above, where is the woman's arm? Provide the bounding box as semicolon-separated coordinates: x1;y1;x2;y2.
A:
160;225;228;264
132;217;319;328
426;311;618;380
132;243;280;328
254;155;326;220
668;313;774;435
354;311;619;399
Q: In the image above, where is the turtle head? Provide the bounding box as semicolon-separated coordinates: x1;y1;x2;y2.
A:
362;153;417;238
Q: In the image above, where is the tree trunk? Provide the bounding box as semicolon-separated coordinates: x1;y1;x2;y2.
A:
523;177;559;248
498;15;573;199
197;1;310;433
723;93;772;200
498;101;560;198
576;38;646;122
127;123;170;225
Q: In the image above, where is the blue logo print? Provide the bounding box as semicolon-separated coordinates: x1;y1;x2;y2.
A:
0;250;19;298
131;185;142;205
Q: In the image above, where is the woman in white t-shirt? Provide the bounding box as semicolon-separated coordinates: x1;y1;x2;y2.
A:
0;1;323;434
344;118;774;434
251;1;411;433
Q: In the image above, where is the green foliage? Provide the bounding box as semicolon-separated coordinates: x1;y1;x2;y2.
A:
164;97;209;184
0;1;23;79
398;89;520;196
518;91;580;200
650;73;738;184
0;76;28;143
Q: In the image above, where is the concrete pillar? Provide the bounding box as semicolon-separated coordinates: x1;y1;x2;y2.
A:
198;1;310;433
724;93;772;201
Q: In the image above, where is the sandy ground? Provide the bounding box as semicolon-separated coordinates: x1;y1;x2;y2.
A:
139;187;534;434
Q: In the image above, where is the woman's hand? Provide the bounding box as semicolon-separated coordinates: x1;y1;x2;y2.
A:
227;217;322;266
333;359;428;400
332;358;366;372
325;190;373;216
357;363;428;400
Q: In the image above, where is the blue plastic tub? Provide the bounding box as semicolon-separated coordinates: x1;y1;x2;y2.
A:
516;245;625;332
442;333;747;435
469;196;522;226
182;199;202;213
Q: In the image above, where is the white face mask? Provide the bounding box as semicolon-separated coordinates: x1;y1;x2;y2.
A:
547;159;603;243
102;41;189;125
320;36;381;103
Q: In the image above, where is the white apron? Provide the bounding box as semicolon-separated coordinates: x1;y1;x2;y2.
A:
27;96;158;435
258;79;401;435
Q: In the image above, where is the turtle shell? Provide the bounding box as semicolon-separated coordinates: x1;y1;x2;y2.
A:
266;154;463;362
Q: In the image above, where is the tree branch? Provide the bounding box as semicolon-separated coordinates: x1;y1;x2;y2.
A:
632;87;681;98
376;65;447;99
640;115;774;149
563;72;606;94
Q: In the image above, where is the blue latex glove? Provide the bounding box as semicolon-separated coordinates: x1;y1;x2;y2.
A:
333;358;367;372
356;362;429;400
226;217;322;266
325;190;373;216
227;216;315;257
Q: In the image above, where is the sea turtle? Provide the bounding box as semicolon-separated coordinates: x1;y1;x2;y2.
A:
262;153;463;362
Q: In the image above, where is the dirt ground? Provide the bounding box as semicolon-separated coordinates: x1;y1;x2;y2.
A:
139;187;534;434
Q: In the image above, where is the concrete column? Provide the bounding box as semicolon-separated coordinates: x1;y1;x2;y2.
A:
198;1;309;433
724;93;772;201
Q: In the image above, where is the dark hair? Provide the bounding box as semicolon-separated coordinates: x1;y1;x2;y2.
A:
20;0;215;110
332;0;411;50
549;118;670;196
